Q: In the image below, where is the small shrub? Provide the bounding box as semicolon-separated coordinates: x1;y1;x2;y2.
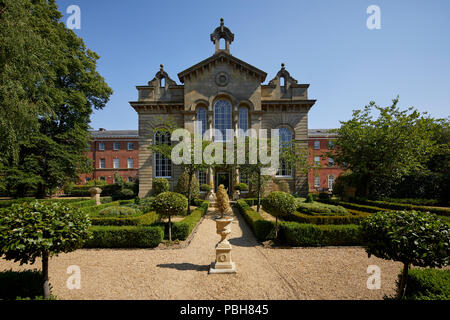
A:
200;184;212;192
175;171;200;200
318;192;329;200
153;192;188;242
152;178;170;195
0;269;46;300
401;269;450;300
235;183;249;192
84;226;163;248
236;200;274;241
305;194;314;203
262;192;296;237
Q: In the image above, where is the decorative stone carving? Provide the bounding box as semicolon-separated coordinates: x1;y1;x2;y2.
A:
268;63;298;86
89;187;102;206
215;72;230;87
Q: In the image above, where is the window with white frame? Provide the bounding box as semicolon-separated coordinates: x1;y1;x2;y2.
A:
99;142;105;151
238;107;248;136
113;142;119;150
99;158;105;168
328;175;335;190
314;140;320;149
154;131;171;178
196;107;207;137
213;100;232;141
328;157;334;166
197;170;207;186
128;158;134;169
314;156;320;166
314;175;320;187
113;158;119;169
128;142;134;150
276;127;293;177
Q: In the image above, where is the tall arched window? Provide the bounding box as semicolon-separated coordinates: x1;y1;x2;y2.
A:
214;99;232;141
154;131;171;178
276;127;293;177
238;107;248;136
196;107;207;136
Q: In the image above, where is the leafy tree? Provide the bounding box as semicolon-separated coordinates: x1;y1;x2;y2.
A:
0;201;92;299
261;191;296;238
0;0;112;197
175;171;200;206
152;178;170;195
332;98;447;197
153;191;188;242
361;211;449;298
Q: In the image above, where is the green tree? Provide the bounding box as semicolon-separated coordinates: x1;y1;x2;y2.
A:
261;191;296;238
361;211;449;298
0;0;112;197
332;98;447;197
153;192;188;242
0;201;92;299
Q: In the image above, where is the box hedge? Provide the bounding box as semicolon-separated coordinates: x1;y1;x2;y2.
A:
84;226;163;248
0;269;45;300
236;200;274;241
90;211;160;226
284;210;368;225
402;268;450;300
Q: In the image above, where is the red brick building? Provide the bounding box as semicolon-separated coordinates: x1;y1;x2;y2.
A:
79;129;139;184
307;129;344;193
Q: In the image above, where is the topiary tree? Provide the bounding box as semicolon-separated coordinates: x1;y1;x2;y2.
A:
200;183;212;192
152;178;170;195
0;201;92;299
234;183;249;192
216;184;231;218
153;192;188;242
261;191;296;238
361;210;450;298
175;171;200;214
305;194;314;203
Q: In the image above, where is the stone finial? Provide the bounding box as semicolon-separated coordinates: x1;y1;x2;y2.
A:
281;63;285;69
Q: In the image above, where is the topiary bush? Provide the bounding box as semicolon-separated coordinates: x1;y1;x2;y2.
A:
0;201;91;299
152;178;170;195
175;171;200;200
153;192;188;242
361;210;450;298
235;183;249;192
261;191;296;238
98;206;140;217
400;268;450;300
200;184;212;192
305;194;314;203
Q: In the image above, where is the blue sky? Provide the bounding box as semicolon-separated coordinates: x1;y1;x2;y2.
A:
56;0;450;130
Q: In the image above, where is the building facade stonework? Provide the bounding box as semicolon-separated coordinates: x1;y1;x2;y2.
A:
130;20;316;198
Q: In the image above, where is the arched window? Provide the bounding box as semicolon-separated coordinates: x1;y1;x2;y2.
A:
154;131;171;178
214;99;232;141
196;107;207;137
238;107;248;136
160;77;165;88
276;127;293;177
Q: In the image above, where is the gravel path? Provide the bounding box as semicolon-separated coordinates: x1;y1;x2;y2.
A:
0;207;403;300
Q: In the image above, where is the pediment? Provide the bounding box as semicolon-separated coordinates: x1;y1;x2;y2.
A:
177;51;267;83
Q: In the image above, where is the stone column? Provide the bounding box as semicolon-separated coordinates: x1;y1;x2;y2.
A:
89;187;102;206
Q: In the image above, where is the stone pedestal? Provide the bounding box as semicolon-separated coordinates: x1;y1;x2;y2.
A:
206;190;217;204
89;187;102;206
209;218;236;274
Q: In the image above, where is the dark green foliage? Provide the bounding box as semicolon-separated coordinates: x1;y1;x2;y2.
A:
318;192;329;200
305;194;314;203
152;178;170;195
401;269;450;300
90;212;160;226
280;223;363;247
261;191;296;218
361;211;449;268
319;198;390;214
0;201;92;265
350;198;450;216
153;192;188;217
0;269;47;300
200;184;212;192
235;183;249;192
65;183;136;197
284;210;367;225
175;171;200;200
84;226;163;248
236;200;275;241
296;198;348;216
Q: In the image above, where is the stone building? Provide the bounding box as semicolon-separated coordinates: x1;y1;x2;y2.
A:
130;19;316;198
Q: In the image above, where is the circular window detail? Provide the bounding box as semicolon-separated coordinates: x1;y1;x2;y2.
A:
215;72;230;87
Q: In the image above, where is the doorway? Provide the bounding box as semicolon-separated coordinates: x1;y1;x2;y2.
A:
216;171;231;195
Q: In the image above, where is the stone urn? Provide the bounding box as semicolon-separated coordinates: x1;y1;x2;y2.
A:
209;217;236;274
89;187;102;206
232;189;240;201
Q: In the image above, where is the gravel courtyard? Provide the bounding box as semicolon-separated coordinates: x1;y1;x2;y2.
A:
0;207;403;300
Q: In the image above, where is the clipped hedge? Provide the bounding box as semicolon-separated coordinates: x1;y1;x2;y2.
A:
84;226;163;248
319;199;390;214
90;211;160;226
402;268;450;300
352;198;450;216
0;269;45;300
66;183;136;197
295;198;348;216
236;200;274;241
280;222;363;247
283;210;369;225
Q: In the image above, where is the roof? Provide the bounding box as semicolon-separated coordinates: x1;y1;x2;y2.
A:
308;129;338;137
90;130;138;139
177;51;267;83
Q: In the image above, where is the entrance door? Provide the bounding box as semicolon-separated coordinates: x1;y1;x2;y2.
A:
216;172;230;195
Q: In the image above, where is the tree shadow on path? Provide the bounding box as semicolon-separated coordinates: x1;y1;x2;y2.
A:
156;263;209;272
228;207;261;248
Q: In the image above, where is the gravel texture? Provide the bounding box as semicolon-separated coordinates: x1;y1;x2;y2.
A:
0;207;403;300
